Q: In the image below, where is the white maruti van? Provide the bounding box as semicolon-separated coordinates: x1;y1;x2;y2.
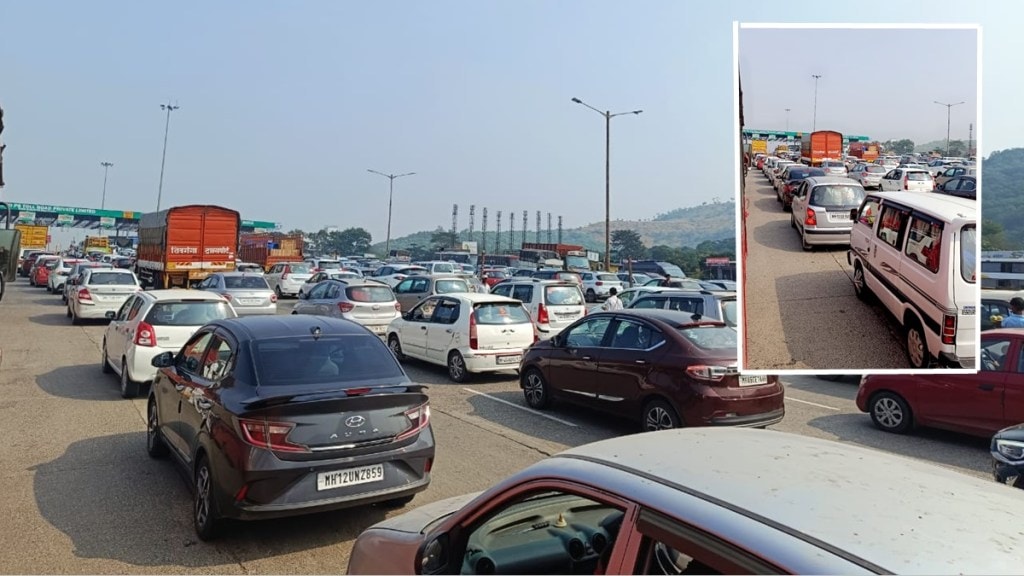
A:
847;191;977;369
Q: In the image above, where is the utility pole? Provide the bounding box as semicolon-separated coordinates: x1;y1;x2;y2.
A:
968;122;974;158
156;102;180;212
811;75;821;132
367;169;416;256
496;210;502;252
547;212;552;242
557;216;563;244
481;207;488;256
100;161;114;210
785;108;791;132
934;100;964;157
571;97;643;270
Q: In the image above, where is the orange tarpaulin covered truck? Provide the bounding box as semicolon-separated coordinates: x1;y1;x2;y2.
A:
239;233;304;272
136;204;240;289
800;130;843;166
848;141;880;163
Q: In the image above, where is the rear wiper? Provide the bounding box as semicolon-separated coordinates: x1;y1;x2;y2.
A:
244;384;426;409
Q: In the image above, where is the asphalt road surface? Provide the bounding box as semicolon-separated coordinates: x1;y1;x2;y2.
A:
0;280;993;573
741;169;910;370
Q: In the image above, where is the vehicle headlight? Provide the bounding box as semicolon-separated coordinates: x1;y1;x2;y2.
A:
996;439;1024;462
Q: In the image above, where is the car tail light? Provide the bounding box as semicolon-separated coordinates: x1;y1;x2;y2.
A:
942;314;956;345
281;265;290;280
395;403;431;442
395;274;406;282
469;312;479;350
234;484;250;503
903;176;909;190
337;301;355;313
134;321;156;347
595;281;603;286
425;458;433;473
393;301;401;311
686;365;730;382
804;208;817;226
239;418;309;453
270;293;278;303
222;293;233;301
77;288;93;303
532;321;539;344
537;303;550;324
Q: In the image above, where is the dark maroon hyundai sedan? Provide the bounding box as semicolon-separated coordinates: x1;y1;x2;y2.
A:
518;309;784;430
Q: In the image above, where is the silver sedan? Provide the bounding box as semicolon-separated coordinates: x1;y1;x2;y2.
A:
196;272;278;316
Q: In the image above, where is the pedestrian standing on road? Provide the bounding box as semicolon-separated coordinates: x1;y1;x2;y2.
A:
660;273;673;287
1002;297;1024;328
602;287;623;311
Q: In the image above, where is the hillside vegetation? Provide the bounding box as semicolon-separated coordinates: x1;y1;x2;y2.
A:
982;148;1024;250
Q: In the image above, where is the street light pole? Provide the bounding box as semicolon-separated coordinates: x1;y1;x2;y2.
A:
785;108;791;132
156;102;180;212
571;97;642;271
811;75;822;132
934;100;965;157
100;161;113;209
367;169;416;257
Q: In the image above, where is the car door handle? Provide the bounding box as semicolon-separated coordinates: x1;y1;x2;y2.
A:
978;384;995;391
445;329;453;334
582;355;592;361
635;359;647;365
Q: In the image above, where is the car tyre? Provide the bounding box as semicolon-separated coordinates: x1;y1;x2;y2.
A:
522;368;552;409
868;391;913;434
905;318;930;369
101;340;113;374
193;455;224;541
66;306;72;318
70;307;81;324
146;398;169;459
388;335;406;360
800;230;813;251
852;262;873;302
642;399;682;432
817;375;845;381
447;351;470;383
790;213;797;229
120;359;140;398
275;285;283;299
376;494;416;508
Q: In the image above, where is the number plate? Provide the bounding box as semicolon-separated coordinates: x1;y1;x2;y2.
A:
496;355;521;365
367;324;387;334
828;213;851;222
739;375;768;386
239;298;262;305
317;464;385;491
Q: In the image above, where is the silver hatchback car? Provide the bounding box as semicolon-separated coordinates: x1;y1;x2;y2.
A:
292;279;400;339
791;176;866;251
196;272;278;316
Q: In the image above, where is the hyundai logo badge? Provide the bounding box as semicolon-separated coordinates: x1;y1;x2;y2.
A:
345;415;366;428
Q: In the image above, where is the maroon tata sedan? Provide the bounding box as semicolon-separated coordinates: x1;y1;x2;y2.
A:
518;309;784;430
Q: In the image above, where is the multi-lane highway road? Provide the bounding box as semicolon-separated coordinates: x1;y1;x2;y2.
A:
0;280;992;573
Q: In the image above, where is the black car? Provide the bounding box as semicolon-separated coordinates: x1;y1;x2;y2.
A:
992;424;1024;489
147;315;435;540
935;175;976;200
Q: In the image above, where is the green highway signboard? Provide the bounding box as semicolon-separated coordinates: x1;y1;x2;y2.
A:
5;202;279;230
10;202;141;220
742;129;870;142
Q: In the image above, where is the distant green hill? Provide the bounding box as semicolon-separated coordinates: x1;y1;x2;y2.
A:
370;200;737;254
982;148;1024;249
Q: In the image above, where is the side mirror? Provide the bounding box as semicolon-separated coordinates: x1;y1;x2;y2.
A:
105;311;116;320
298;291;308;300
550;334;563;347
151;351;175;368
849;208;859;222
402;311;411;320
417;535;450;575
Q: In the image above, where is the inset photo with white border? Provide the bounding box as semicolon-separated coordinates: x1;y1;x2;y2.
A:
735;23;980;374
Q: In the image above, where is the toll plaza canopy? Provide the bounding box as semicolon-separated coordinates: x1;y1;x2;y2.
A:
0;201;279;233
742;129;871;144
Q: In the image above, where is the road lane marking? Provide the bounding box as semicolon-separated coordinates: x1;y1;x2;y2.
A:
786;397;841;411
461;388;579;427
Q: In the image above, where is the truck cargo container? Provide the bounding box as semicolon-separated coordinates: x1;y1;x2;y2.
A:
848;141;880;163
239;232;304;271
85;235;112;254
520;242;596;270
800;130;843;166
136;204;240;289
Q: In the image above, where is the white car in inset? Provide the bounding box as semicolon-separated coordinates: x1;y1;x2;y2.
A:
47;257;86;294
67;267;141;324
386;293;536;383
102;289;236;398
880;168;935;193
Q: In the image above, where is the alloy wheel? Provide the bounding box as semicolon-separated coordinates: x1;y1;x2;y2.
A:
907;327;926;368
872;397;904;430
448;352;466;382
644;406;676;431
195;464;212;529
523;371;548;408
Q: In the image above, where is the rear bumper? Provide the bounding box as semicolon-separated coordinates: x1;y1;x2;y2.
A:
804;228;852;245
938;352;975;369
74;301;124;319
708;408;785;428
232;303;278;316
463;348;529;373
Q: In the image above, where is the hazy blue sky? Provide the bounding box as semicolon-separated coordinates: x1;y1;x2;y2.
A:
740;27;977;144
1;1;1021;242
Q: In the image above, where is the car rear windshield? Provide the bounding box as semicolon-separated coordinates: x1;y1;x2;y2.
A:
286;264;312;274
253;335;404;387
866;165;887;173
658;263;686;278
906;171;931;181
346;285;395;303
961;225;977;284
810;185;865;208
144;301;234;326
435;279;469;293
432;263;456;273
558;273;582;283
720;299;738;327
676;325;738;351
225;275;271;289
597;274;619;282
88;272;137;285
318;261;342;269
545;285;583;306
473;302;532;325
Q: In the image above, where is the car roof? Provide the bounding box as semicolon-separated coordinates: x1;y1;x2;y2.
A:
141;289;229;302
594;308;723;325
209;314;371;341
867;191;976;221
802;176;864;187
215;271;268;277
555;428;1024;573
85;267;133;274
448;292;521;304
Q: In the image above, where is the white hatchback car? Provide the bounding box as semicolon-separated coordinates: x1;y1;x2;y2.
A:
265;262;314;297
490;280;586;340
102;290;237;398
47;257;86;294
579;272;625;302
386;293;536;382
67;267;141;324
881;168;935;193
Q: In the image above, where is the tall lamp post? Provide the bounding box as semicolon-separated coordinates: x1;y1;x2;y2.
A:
367;169;416;257
784;108;791;132
934;100;964;157
811;75;822;132
100;161;113;209
570;97;642;270
156;102;180;212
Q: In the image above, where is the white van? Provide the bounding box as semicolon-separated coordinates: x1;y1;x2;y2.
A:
847;191;977;369
490;279;587;340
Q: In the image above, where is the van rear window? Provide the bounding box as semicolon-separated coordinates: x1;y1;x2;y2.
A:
346;285;395;303
905;218;944;274
545;285;583;306
961;225;977;283
473;302;531;325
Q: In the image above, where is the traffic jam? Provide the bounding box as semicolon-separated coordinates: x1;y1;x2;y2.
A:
3;196;1022;573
